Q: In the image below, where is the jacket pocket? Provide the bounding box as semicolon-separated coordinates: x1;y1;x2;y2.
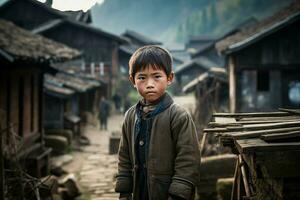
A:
168;178;194;200
150;175;172;200
115;176;133;193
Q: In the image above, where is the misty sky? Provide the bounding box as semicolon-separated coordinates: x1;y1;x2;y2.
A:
38;0;104;11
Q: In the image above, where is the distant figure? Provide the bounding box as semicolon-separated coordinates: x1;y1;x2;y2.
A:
112;93;121;112
98;96;109;130
115;45;200;200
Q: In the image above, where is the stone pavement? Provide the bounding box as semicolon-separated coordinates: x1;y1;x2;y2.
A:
65;113;124;200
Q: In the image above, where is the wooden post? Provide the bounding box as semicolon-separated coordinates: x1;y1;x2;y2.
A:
229;56;236;113
0;113;5;200
238;155;251;197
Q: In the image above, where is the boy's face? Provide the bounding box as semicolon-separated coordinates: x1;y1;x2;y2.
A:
130;65;174;103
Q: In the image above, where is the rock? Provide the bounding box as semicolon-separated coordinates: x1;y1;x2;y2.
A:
50;166;68;177
109;135;120;154
45;129;73;145
44;135;68;155
59;174;81;199
79;135;90;146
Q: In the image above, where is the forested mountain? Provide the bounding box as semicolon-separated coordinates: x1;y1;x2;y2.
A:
176;0;293;42
91;0;293;44
91;0;210;43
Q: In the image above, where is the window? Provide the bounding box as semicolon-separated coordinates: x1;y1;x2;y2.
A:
257;71;270;91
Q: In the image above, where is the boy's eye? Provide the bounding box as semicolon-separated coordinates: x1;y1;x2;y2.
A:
155;75;162;79
137;76;145;80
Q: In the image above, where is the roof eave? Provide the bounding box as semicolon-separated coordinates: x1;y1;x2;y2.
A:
223;11;300;55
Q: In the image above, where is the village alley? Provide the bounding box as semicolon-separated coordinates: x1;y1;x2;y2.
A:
61;113;124;200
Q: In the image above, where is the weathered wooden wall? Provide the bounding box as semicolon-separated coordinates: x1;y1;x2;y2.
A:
231;20;300;112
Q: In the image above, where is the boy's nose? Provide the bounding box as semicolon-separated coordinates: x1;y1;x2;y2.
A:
146;79;155;88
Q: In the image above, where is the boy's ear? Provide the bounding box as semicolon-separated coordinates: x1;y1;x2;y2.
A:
129;75;136;87
167;71;174;86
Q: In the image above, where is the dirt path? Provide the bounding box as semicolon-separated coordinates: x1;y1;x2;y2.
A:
63;114;124;200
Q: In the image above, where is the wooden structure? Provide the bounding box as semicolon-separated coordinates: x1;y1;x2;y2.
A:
122;29;162;47
183;67;228;133
44;72;101;123
32;18;125;97
205;108;300;200
0;0;124;97
0;19;79;197
0;0;90;30
175;57;218;91
191;17;258;69
216;2;300;112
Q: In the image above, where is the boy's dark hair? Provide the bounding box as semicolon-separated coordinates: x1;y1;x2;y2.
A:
129;45;173;78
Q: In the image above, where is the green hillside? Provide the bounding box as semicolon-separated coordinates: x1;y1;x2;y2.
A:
91;0;293;44
91;0;209;43
176;0;293;42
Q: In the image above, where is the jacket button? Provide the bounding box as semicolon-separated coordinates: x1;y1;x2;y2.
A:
139;140;144;146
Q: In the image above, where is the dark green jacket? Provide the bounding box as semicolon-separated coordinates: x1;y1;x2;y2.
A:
115;94;201;200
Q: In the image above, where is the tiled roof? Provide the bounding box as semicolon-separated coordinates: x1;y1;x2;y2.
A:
0;19;81;63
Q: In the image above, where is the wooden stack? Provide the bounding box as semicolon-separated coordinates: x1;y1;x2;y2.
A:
204;108;300;200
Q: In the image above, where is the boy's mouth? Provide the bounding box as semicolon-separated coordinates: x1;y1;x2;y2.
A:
146;91;156;95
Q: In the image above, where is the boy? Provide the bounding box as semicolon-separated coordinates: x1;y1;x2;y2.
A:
115;45;200;200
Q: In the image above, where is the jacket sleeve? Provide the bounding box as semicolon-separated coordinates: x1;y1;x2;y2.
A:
169;109;201;199
115;115;134;194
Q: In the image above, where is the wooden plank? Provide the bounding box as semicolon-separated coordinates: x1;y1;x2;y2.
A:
213;111;290;118
239;116;300;122
235;138;300;154
227;121;300;132
260;130;300;142
230;127;300;140
203;128;229;133
214;117;237;123
278;108;300;115
209;118;300;127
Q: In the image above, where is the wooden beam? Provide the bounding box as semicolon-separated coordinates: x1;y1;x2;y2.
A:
227;121;300;132
213;111;290;118
235;138;300;154
260;130;300;142
231;127;300;140
278;108;300;115
228;56;236;113
209;118;300;127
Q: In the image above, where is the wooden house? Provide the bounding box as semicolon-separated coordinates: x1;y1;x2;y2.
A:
44;72;101;127
0;0;67;30
216;2;300;112
0;0;122;99
191;17;258;68
121;30;162;47
175;57;218;91
186;35;218;53
0;0;91;29
206;109;300;200
32;18;125;97
0;19;79;197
